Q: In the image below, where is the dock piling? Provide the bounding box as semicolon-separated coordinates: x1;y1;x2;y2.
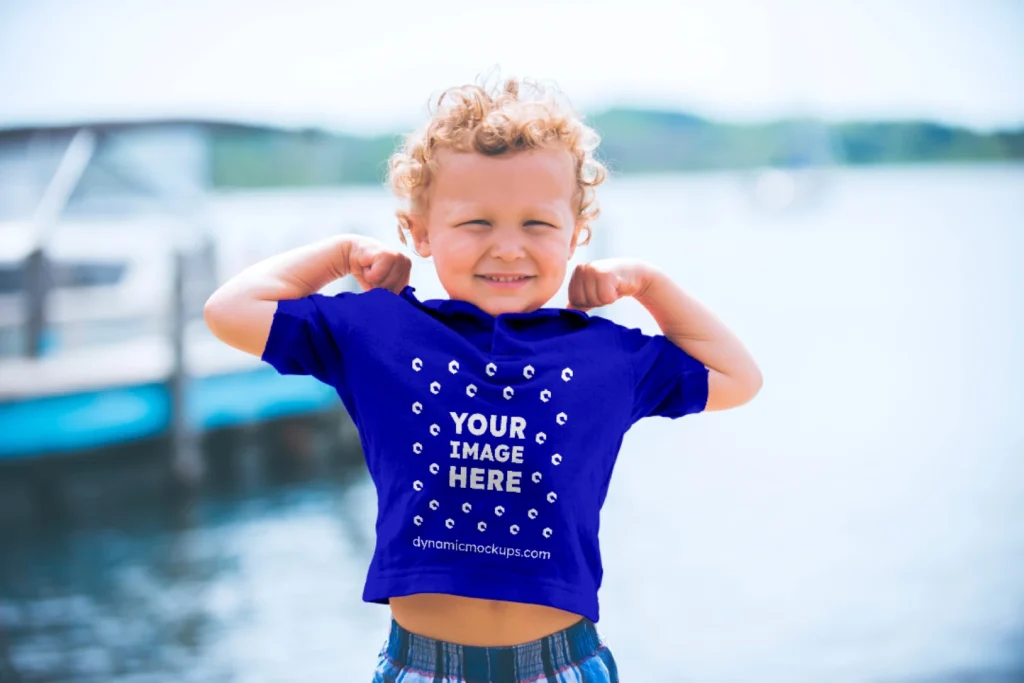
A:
169;248;203;488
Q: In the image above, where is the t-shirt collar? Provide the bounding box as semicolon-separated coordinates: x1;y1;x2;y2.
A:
399;286;590;325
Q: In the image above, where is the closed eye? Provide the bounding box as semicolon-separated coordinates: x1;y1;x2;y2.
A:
455;220;558;228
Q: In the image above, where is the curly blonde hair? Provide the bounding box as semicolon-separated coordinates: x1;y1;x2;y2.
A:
387;75;608;246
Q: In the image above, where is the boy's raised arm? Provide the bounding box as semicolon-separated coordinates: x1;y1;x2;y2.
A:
568;258;763;412
632;267;762;412
203;234;410;358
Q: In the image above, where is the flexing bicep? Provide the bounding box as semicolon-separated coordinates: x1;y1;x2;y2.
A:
704;367;761;411
208;292;351;386
620;326;709;422
204;294;278;358
203;234;360;360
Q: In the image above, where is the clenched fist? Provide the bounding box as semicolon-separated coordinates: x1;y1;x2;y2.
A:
348;237;412;293
567;258;652;311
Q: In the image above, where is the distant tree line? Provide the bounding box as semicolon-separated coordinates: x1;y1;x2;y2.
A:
209;109;1024;188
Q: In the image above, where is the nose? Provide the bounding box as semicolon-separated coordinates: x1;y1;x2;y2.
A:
488;225;526;261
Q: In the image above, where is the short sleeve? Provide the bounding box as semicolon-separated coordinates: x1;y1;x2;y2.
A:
260;292;355;386
618;326;709;423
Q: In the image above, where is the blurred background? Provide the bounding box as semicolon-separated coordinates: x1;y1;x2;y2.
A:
0;0;1022;681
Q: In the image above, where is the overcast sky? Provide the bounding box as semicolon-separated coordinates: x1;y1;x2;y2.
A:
1;0;1021;133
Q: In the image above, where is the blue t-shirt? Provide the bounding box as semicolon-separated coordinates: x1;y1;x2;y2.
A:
261;285;708;623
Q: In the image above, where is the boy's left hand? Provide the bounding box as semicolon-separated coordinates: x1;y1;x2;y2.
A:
567;258;653;311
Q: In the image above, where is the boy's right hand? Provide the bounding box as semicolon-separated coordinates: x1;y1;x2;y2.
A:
348;237;412;293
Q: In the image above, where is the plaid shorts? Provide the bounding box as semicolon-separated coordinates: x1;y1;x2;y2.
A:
372;616;619;682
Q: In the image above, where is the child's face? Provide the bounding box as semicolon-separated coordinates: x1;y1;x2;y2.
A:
409;147;581;316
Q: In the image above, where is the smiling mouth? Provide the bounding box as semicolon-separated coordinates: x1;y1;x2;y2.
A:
476;275;535;283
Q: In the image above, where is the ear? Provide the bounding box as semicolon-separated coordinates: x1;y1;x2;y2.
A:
407;214;432;258
568;219;586;260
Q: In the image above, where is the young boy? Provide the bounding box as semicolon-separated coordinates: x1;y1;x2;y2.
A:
204;77;762;682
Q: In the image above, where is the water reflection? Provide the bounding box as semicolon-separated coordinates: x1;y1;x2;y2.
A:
0;412;387;682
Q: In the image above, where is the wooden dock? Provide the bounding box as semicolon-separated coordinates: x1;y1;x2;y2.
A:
0;244;353;490
0;121;378;483
0;322;341;462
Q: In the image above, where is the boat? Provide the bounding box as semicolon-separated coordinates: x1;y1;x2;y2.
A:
0;119;364;478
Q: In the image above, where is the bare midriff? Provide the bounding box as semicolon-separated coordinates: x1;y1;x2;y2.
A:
389;593;584;646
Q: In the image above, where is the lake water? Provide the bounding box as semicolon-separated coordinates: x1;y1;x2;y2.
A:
1;165;1022;682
